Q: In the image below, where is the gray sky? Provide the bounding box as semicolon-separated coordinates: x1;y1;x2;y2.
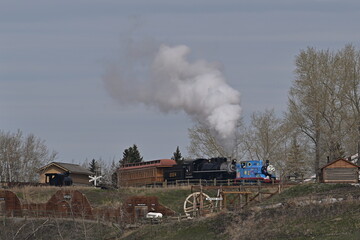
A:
1;0;360;164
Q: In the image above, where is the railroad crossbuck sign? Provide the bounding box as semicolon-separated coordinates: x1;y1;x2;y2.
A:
89;175;102;186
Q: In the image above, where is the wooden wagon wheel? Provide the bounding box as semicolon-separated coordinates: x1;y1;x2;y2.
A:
183;192;214;218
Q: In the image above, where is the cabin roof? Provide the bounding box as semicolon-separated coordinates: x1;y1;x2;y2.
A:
321;158;359;170
39;162;94;175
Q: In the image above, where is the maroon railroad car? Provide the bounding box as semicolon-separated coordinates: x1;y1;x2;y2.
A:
117;159;176;187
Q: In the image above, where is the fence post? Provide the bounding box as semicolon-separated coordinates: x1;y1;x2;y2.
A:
278;182;281;193
257;179;262;202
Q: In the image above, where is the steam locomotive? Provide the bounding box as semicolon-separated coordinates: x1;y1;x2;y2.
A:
162;158;233;181
235;160;276;183
163;158;276;183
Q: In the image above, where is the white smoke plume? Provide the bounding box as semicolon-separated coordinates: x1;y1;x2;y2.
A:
103;44;241;139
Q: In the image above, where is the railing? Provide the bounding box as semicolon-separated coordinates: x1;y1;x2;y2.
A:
127;178;280;188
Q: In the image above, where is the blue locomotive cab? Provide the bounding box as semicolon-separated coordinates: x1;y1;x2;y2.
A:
236;160;276;182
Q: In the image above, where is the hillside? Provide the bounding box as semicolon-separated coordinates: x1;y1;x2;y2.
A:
10;185;192;214
122;183;360;240
3;183;360;239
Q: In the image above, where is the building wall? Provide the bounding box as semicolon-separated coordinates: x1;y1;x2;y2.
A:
323;168;358;183
322;159;359;183
118;167;166;187
39;165;64;183
71;173;92;186
39;165;91;186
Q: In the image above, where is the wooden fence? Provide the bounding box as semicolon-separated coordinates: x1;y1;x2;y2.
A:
132;178;279;188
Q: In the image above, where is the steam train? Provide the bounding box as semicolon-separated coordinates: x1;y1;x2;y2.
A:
118;157;277;186
164;158;276;182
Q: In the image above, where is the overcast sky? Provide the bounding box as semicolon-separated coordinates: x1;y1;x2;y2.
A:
1;1;360;164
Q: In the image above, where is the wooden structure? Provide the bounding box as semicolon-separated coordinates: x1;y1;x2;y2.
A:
321;158;359;183
117;159;176;187
0;190;22;217
183;192;214;218
122;196;175;223
38;162;94;186
45;190;93;218
22;202;47;217
186;185;281;216
2;190;181;224
92;206;122;223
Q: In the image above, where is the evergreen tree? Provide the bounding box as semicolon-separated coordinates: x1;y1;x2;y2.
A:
172;146;183;164
287;136;305;178
89;159;97;174
110;159;118;187
120;144;143;165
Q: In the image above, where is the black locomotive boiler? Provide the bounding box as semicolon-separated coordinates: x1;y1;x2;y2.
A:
164;157;236;181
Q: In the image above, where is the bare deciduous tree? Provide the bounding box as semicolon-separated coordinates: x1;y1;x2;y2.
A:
0;130;57;182
240;109;291;178
187;120;243;159
288;45;360;179
337;44;360;163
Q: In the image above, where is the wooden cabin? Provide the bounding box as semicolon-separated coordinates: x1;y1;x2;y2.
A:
38;162;94;186
321;158;359;183
117;159;176;187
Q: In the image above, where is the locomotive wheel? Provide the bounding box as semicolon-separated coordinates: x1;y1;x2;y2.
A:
183;192;214;218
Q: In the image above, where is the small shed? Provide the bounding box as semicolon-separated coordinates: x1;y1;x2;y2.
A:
39;162;94;186
321;158;359;183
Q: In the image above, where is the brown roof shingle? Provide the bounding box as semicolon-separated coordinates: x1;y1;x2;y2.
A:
39;162;94;175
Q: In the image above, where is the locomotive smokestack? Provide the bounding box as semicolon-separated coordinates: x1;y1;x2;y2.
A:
103;44;241;139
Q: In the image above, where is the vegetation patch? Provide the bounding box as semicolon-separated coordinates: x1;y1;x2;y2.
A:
0;218;123;240
268;183;360;204
122;214;231;240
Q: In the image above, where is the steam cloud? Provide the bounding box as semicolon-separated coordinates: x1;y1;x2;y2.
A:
103;44;241;139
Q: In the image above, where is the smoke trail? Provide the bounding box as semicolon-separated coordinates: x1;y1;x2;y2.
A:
103;44;241;139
